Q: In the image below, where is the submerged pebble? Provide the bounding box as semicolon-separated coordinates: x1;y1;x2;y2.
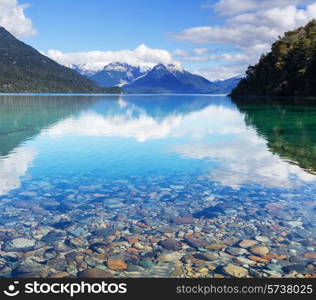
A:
0;173;315;279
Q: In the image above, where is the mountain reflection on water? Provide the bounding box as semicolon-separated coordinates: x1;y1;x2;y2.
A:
0;94;316;196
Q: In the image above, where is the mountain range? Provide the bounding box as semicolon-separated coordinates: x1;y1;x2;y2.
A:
0;27;120;94
123;63;216;94
90;62;146;87
0;25;240;94
74;62;241;94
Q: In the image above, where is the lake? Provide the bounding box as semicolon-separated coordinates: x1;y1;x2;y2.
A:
0;94;316;278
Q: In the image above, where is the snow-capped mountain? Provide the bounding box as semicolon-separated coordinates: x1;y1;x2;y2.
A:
123;63;220;94
152;63;184;74
70;64;98;77
89;62;147;87
71;61;241;94
210;77;242;94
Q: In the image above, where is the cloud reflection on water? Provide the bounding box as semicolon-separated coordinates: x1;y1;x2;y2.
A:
173;135;316;188
1;95;315;195
41;97;316;188
0;147;36;196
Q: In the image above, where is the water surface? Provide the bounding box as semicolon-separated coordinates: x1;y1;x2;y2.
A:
0;95;316;278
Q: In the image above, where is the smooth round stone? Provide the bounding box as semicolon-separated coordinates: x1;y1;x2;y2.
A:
233;256;256;265
125;264;144;272
51;221;73;229
205;243;227;251
18;191;37;198
0;253;18;262
223;264;248;278
71;227;88;237
158;252;183;262
157;226;179;233
78;269;113;278
84;257;99;267
248;255;269;263
43;248;58;259
304;253;316;259
142;218;155;226
107;258;127;270
158;239;182;251
133;242;144;250
226;247;248;256
239;239;258;248
40;200;60;207
89;242;108;254
193;206;224;219
106;203;125;209
264;269;282;278
65;251;77;265
41;231;65;245
196;267;209;275
139;260;155;269
286;221;303;228
255;236;270;243
12;264;49;278
13;201;31;209
267;263;283;272
171;216;195;225
3;238;36;252
91;228;114;237
282;264;306;274
46;258;68;271
193;252;218;261
67;237;88;248
50;272;71;278
185;238;209;248
250;246;269;256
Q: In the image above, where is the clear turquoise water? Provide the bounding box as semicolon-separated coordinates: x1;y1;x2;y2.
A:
1;94;316;195
1;94;316;278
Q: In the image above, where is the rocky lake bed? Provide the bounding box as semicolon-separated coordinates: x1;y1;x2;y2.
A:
0;172;315;278
1;95;316;279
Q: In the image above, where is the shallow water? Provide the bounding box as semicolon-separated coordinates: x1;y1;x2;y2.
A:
0;94;315;278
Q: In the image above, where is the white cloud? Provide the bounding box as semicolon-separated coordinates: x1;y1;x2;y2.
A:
172;1;316;80
182;52;250;63
174;48;211;57
0;0;37;38
171;4;316;51
194;65;245;81
228;4;316;30
211;0;307;16
46;44;178;73
181;56;211;62
193;48;209;55
0;146;36;196
173;49;189;57
173;48;224;67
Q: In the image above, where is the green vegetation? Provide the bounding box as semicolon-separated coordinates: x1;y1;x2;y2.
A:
0;27;121;94
0;95;100;156
231;20;316;97
233;97;316;174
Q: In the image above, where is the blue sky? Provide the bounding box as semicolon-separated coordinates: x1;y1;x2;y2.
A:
1;0;316;80
21;0;217;52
